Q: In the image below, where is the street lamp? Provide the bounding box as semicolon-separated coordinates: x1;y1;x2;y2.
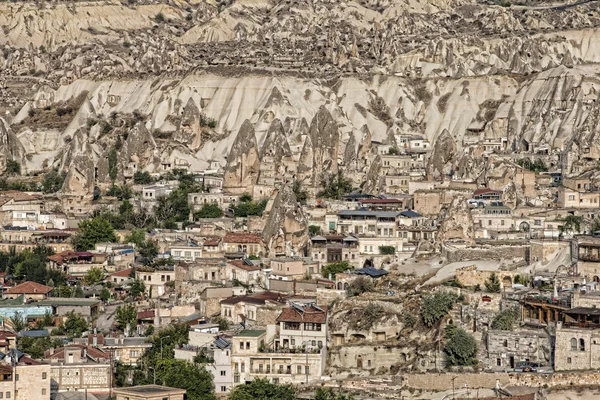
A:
160;335;171;359
149;366;156;385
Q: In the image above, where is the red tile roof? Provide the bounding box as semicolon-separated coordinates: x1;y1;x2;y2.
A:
228;260;261;272
0;331;16;340
87;334;105;346
5;281;52;295
223;232;261;244
137;310;155;320
0;190;37;202
203;239;220;246
45;344;109;361
110;268;133;278
276;305;327;324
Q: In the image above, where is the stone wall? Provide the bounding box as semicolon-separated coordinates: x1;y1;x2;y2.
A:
455;265;517;287
530;240;569;264
403;372;509;390
509;370;600;387
443;244;528;264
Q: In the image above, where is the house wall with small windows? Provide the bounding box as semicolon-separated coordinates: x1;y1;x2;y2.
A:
554;324;600;371
135;270;175;298
170;246;203;261
486;330;550;371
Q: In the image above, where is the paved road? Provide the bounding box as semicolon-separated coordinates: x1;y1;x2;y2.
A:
95;304;119;333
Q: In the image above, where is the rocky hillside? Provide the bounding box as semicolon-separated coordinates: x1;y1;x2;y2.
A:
1;0;600;192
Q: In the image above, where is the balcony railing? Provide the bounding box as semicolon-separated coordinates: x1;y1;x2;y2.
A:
563;321;600;329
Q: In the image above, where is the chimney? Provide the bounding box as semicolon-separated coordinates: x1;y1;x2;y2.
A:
93;336;97;347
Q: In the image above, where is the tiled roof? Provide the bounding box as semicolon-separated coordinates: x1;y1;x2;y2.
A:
276;305;327;324
137;310;155;320
110;268;133;278
5;281;52;295
203;239;220;246
223;232;261;244
45;344;109;361
473;188;502;196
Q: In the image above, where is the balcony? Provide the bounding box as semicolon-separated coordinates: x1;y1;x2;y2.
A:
563;321;600;329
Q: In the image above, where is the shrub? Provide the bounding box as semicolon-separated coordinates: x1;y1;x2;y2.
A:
194;203;223;219
309;225;321;236
444;325;478;367
379;245;395;255
421;291;457;327
485;272;501;293
403;313;416;328
5;160;21;175
491;307;520;330
155;12;165;22
356;303;384;330
321;261;353;280
346;277;374;297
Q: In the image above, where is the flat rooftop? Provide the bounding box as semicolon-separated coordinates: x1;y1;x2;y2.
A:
235;330;266;338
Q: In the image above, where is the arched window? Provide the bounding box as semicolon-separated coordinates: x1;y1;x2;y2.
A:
580;338;586;352
571;338;577;351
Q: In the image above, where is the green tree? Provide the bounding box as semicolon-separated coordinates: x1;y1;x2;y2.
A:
443;325;478;367
490;307;520;331
5;160;21;175
72;216;117;251
83;267;104;286
194;203;223;219
155;12;165;22
309;225;321;236
115;304;137;332
378;245;395;255
292;180;308;204
155;359;216;400
134;171;154;185
125;229;146;247
100;287;111;302
321;261;352;280
108;147;118;182
485;272;501;293
106;185;133;200
316;170;353;199
63;311;89;338
388;146;401;155
42;169;67;193
560;215;583;235
345;276;374;297
129;279;146;298
212;316;229;331
229;378;295;400
10;311;25;332
232;198;268;217
421;291;457;327
18;336;63;359
139;240;158;261
73;285;85;298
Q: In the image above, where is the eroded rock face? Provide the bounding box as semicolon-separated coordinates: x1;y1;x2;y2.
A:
427;129;457;180
306;106;340;188
437;194;475;245
261;184;309;257
258;119;293;187
0;118;25;175
223;120;260;194
174;99;203;150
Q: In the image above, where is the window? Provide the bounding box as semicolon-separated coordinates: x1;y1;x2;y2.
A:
501;220;505;226
488;220;492;226
503;340;508;348
0;392;3;398
241;363;245;373
297;365;302;374
130;350;139;358
240;342;244;350
42;372;47;379
569;195;575;201
580;338;586;351
496;358;502;366
234;376;240;383
571;338;578;351
5;393;9;399
220;371;226;376
367;360;371;367
567;357;572;364
246;342;250;350
221;386;227;392
305;366;310;374
42;389;46;395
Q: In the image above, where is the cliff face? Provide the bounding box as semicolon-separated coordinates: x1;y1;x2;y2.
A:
2;0;600;192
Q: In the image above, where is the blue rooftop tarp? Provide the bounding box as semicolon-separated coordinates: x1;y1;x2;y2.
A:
355;267;389;278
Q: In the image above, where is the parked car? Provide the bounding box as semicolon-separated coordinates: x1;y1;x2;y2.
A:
515;361;539;372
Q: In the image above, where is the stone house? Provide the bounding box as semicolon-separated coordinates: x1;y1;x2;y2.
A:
310;235;360;267
101;336;151;365
4;281;52;300
485;329;550;370
220;291;287;325
222;233;264;257
558;186;600;209
44;344;112;396
269;258;320;281
188;192;224;212
231;328;325;386
107;267;133;285
0;191;42;227
199;287;244;317
0;361;51;400
554;321;600;371
136;268;175;299
169;244;203;262
224;259;262;286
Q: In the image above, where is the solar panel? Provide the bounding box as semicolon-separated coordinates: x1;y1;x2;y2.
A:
292;303;305;313
313;304;324;312
214;338;231;349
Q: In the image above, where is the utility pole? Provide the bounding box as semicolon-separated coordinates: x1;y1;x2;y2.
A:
452;376;457;400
